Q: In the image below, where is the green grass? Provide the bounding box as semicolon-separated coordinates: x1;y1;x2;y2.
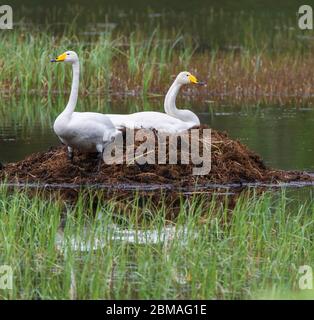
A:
0;27;196;96
0;185;313;299
1;8;314;105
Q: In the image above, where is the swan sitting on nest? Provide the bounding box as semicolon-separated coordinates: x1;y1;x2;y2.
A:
51;51;120;168
107;72;204;134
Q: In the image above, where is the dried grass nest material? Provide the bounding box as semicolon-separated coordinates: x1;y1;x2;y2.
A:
1;125;313;187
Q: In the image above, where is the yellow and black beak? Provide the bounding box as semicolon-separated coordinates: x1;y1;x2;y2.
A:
51;52;67;63
188;74;206;86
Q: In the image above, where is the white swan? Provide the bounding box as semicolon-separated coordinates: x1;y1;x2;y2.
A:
51;51;120;164
107;72;203;134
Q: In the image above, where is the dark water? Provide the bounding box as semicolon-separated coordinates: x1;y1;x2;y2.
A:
1;98;314;172
7;0;308;51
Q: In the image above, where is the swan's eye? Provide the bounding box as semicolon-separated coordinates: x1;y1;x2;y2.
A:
67;53;70;56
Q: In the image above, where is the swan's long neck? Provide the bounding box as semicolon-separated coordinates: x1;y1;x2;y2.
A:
63;61;79;117
164;80;181;118
164;80;200;126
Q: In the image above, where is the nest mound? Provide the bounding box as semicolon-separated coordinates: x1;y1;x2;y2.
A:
1;126;312;187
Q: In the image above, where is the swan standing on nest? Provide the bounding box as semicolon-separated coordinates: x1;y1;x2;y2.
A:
107;72;204;134
51;51;120;167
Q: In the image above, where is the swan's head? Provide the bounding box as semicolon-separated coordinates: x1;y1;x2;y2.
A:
175;71;204;85
51;51;78;64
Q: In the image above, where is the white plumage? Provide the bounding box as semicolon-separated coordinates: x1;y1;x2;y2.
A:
107;71;202;133
51;51;120;159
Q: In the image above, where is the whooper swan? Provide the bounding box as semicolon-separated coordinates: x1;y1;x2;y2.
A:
107;72;203;134
51;51;120;165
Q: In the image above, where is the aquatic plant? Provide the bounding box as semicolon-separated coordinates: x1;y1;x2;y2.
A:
0;186;313;299
0;8;313;105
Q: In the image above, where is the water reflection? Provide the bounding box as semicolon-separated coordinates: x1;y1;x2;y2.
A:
55;211;197;294
56;224;192;252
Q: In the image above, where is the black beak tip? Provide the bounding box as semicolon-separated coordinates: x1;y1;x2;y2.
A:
197;81;206;86
50;59;56;62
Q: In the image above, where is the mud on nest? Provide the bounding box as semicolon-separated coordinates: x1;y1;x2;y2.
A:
0;125;312;187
